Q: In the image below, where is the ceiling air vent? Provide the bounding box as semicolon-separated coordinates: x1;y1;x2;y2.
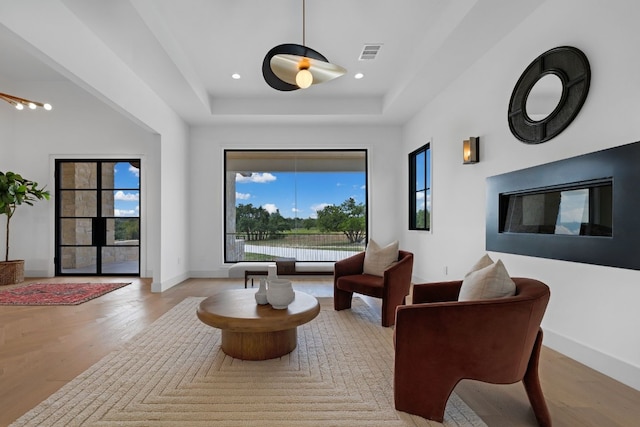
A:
359;44;382;61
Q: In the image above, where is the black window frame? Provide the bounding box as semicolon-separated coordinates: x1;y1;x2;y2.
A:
223;149;369;263
409;143;431;231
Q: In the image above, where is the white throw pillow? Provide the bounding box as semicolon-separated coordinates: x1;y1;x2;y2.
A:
465;254;494;277
362;239;399;277
458;259;516;301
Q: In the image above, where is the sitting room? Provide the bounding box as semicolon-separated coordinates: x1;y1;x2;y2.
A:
1;1;639;425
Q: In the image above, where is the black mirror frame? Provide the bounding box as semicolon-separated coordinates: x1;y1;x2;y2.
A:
508;46;590;144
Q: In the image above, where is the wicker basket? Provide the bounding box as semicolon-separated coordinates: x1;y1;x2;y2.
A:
0;260;25;285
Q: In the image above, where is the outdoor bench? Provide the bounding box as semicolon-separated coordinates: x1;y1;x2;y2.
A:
228;259;335;288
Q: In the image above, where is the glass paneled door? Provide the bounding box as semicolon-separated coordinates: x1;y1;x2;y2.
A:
55;160;140;276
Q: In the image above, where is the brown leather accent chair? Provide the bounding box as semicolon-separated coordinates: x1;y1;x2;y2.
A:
394;277;551;427
334;250;413;327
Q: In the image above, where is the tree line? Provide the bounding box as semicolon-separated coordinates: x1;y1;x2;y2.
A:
235;197;365;243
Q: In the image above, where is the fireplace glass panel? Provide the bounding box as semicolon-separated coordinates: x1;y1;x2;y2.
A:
501;181;612;237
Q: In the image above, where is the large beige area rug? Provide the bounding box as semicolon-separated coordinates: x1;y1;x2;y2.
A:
11;297;486;427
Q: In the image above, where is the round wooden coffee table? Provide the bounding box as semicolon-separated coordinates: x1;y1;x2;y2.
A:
196;289;320;360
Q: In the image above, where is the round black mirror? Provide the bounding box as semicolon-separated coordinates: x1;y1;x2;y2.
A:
508;46;590;144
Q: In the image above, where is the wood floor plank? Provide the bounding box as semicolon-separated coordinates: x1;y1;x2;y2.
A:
0;277;639;426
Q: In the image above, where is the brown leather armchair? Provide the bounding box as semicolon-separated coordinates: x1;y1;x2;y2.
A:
394;277;551;427
334;250;413;327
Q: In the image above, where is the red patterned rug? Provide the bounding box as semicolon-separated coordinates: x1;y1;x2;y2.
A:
0;282;131;305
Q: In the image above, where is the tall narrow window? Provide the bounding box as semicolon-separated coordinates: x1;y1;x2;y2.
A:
409;143;431;231
224;150;368;263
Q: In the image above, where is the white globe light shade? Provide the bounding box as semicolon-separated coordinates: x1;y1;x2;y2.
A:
295;69;313;89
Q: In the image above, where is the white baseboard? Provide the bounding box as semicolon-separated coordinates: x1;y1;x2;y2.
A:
25;270;49;278
543;328;640;391
151;272;189;292
189;269;229;278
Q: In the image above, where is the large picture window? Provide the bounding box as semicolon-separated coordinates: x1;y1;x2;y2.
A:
224;150;368;262
409;143;431;231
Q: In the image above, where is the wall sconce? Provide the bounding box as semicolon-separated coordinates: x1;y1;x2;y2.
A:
463;137;480;164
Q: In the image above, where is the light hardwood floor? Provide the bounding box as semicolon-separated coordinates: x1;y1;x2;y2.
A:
0;277;638;426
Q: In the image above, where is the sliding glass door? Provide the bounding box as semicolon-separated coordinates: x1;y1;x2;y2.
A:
55;160;140;276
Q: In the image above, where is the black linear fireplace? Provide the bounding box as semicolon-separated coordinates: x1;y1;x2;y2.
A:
486;141;640;270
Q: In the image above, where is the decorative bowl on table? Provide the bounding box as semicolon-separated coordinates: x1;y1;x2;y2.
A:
267;279;295;309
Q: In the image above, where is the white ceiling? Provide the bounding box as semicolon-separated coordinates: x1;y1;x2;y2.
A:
0;0;545;126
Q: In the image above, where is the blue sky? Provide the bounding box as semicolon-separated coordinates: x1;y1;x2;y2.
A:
113;162;140;217
110;165;366;219
235;171;366;219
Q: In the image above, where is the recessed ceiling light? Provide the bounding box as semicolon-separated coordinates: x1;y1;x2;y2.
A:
232;73;241;79
354;73;364;79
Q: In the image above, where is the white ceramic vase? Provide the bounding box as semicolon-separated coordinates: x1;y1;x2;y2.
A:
267;279;295;309
267;264;278;279
255;277;268;305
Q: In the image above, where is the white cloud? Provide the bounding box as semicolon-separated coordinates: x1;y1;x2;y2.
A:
114;206;139;217
311;203;331;212
291;207;301;213
416;192;430;210
129;164;140;177
263;203;278;214
236;192;251;200
114;191;139;201
236;172;277;184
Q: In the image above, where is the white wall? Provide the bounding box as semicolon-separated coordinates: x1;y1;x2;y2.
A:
0;80;16;160
188;123;402;277
401;0;640;390
0;81;159;278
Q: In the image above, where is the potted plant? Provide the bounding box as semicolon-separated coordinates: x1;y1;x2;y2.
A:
0;171;50;285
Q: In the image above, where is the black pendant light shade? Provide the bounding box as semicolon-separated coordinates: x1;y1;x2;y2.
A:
262;43;346;91
263;1;346;91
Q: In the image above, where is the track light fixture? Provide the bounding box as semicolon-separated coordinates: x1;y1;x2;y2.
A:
0;92;52;111
263;0;346;91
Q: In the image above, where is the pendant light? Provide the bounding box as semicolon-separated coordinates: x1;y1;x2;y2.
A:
0;92;52;111
263;0;346;91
